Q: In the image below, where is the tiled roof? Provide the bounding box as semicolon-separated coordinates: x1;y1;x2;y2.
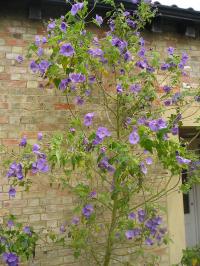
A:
153;0;200;12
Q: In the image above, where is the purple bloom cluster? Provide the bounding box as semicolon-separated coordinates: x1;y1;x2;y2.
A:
116;84;123;94
129;128;140;145
88;48;104;58
16;55;23;63
95;15;103;26
59;78;71;91
32;157;49;174
30;60;50;75
93;127;111;145
19;136;27;147
84;113;94;127
148;118;167;132
125;210;166;245
2;252;19;266
60;22;67;32
8;187;16;198
60;43;74;57
125;228;141;239
7;162;23;180
130;83;141;94
98;157;115;173
71;2;84;16
69;73;85;83
111;37;127;53
82;204;94;218
23;226;32;235
176;155;191;165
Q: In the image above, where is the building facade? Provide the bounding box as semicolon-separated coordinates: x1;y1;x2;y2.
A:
0;0;200;265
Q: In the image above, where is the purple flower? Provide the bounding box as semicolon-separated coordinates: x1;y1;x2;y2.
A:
82;204;94;218
171;126;179;135
89;191;97;198
42;37;47;44
75;96;84;105
84;113;94;127
23;226;32;235
176;156;191;165
3;252;19;266
138;209;146;222
95;15;103;26
60;43;74;57
111;37;127;53
38;132;43;141
137;117;146;125
181;52;189;64
145;238;153;245
124;51;132;62
60;223;66;233
126;18;136;28
116;84;123;94
35;35;40;46
38;60;50;74
37;47;43;57
140;162;147;175
130;83;141;94
172;92;181;104
98;157;115;173
164;100;171;106
139;37;145;46
163;85;171;93
60;22;67;32
71;2;84;16
16;55;23;63
19;136;27;147
7;220;14;228
85;89;91;96
88;48;103;58
70;128;76;133
129;129;140;145
30;60;38;73
167;47;175;55
32;143;40;153
125;228;140;239
69;73;86;83
9;187;16;198
89;75;96;84
32;158;49;174
72;216;79;225
47;21;56;31
7;162;23;180
109;20;115;31
135;60;147;69
146;157;153;165
148;118;167;131
138;47;146;58
161;63;170;71
128;212;136;220
59;78;71;91
96;127;111;140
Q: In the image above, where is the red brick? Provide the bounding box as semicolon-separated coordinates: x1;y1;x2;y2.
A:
0;73;10;80
54;103;75;110
0;102;8;109
2;139;18;146
21;131;38;139
0;116;8;123
6;39;27;46
5;80;26;88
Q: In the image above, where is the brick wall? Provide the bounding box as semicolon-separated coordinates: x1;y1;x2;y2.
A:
0;6;198;266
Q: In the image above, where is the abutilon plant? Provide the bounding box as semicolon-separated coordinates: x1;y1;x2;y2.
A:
1;0;200;265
